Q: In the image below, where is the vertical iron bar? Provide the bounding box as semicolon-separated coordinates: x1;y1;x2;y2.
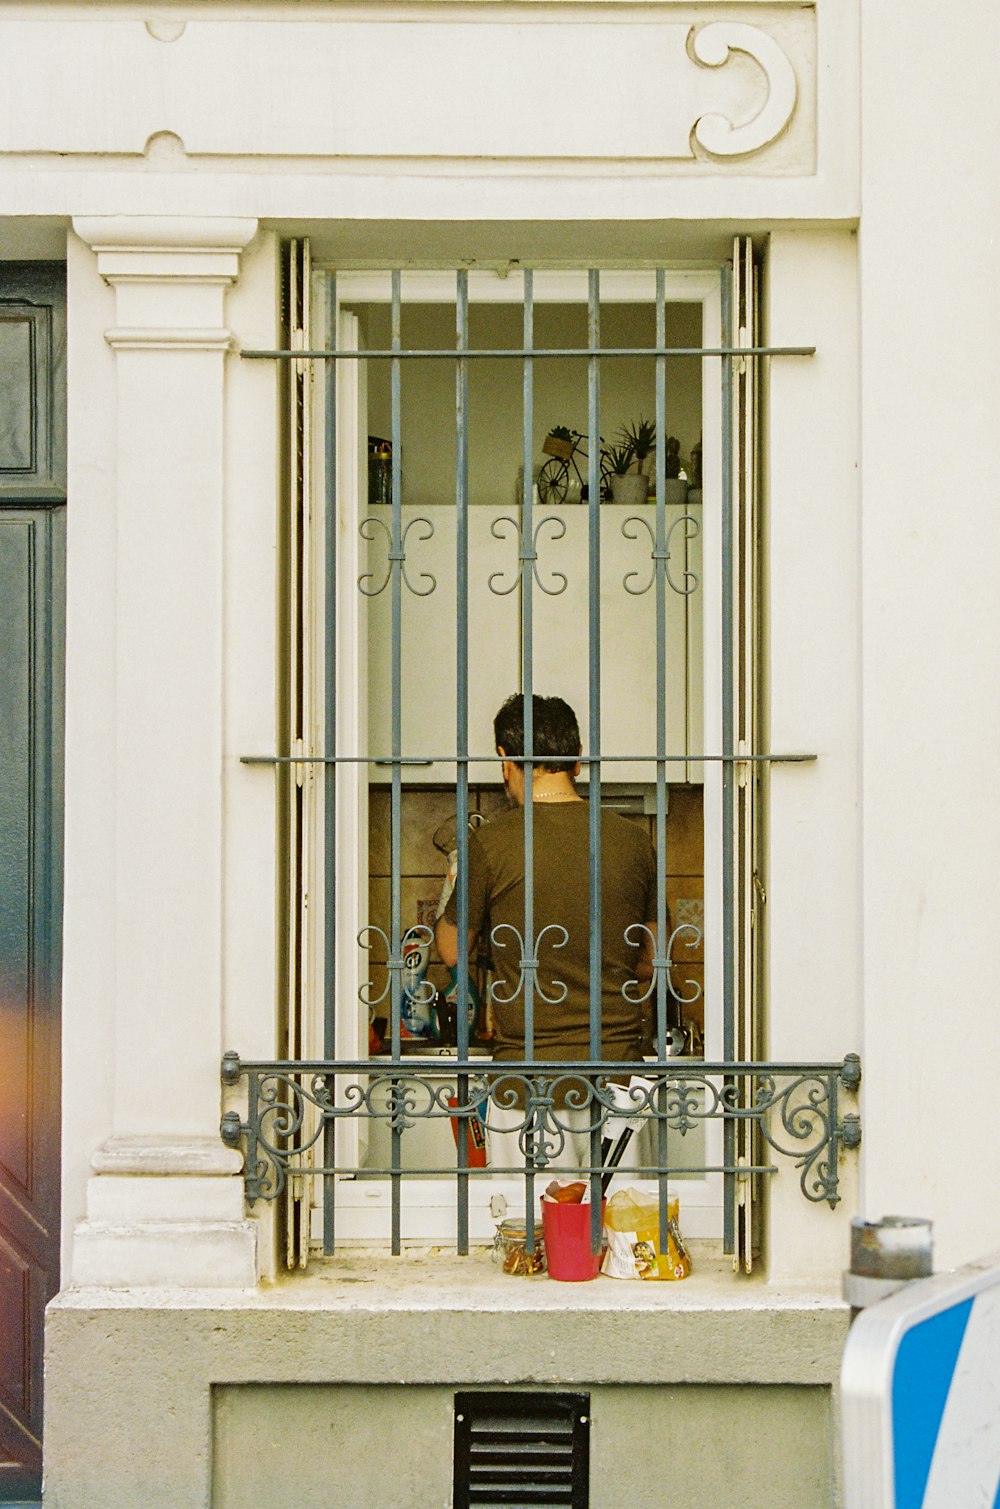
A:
830;1073;839;1187
455;269;471;1254
323;272;337;1254
290;243;307;1270
522;271;537;1250
247;1071;259;1200
655;270;670;1251
587;270;603;1244
721;263;736;1255
390;269;403;1254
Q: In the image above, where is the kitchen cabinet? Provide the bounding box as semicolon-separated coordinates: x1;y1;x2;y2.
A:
367;502;703;784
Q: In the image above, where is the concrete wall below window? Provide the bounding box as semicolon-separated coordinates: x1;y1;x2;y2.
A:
213;1380;832;1509
44;1259;847;1508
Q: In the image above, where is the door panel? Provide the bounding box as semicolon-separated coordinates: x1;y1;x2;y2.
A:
0;269;65;497
0;262;65;1500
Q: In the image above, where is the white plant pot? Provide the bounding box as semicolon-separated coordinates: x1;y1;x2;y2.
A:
610;473;649;506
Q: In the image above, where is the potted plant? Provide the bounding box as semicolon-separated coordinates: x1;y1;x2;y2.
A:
604;439;648;506
615;419;690;504
619;416;656;478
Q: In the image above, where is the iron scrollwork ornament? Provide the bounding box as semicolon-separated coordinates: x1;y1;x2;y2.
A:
488;514;568;597
489;921;570;1005
622;512;700;597
622;921;703;1006
357;922;436;1009
358;514;437;598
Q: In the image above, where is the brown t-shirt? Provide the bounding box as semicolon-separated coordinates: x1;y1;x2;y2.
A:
445;801;657;1062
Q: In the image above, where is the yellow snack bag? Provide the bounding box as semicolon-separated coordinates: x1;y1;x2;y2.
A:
601;1188;691;1281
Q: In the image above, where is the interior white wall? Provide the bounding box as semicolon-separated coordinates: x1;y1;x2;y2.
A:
858;0;1000;1271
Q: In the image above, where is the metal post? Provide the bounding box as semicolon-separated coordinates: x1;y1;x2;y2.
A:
720;263;736;1255
522;271;538;1252
843;1217;934;1318
587;270;603;1243
322;272;338;1255
654;268;670;1251
389;269;403;1253
455;268;471;1254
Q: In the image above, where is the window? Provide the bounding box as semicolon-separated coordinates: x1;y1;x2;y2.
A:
224;238;861;1273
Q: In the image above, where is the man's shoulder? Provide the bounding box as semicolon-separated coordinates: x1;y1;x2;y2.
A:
603;811;657;869
604;810;654;846
473;806;521;851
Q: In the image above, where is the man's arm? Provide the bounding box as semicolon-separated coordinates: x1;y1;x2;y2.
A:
435;824;488;967
433;915;478;969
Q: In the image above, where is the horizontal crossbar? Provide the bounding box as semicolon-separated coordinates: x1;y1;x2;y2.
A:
239;752;817;766
241;344;815;361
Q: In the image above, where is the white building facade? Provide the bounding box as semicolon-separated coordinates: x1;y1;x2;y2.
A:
1;2;998;1504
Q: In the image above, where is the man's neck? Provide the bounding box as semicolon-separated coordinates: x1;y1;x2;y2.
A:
528;774;581;803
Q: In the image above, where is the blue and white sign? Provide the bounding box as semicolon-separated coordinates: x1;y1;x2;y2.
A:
841;1252;1000;1508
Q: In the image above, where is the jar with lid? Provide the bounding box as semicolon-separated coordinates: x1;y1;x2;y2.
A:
367;436;392;507
493;1218;546;1276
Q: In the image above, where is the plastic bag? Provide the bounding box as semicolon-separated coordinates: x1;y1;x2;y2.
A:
601;1188;691;1281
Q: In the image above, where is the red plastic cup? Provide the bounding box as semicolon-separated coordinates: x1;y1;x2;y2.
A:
541;1199;606;1282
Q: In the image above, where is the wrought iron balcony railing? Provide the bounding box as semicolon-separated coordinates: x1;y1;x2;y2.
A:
220;1051;861;1255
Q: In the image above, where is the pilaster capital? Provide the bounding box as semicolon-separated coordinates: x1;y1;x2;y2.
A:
72;215;258;351
72;215;258;284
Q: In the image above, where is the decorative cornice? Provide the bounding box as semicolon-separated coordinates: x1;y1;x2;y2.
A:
20;18;812;172
73;216;258;252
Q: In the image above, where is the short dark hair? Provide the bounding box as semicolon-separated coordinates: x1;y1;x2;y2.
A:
493;694;581;773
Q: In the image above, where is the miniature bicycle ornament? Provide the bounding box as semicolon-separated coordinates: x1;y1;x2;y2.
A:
537;427;613;505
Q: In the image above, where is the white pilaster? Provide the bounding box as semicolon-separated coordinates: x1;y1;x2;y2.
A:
70;215;259;1287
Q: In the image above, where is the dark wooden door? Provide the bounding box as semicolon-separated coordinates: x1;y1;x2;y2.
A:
0;264;65;1501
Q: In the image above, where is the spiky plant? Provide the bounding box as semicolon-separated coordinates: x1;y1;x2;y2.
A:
603;439;635;477
619;416;656;465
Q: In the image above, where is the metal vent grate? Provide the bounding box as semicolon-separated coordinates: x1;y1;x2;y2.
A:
453;1391;590;1508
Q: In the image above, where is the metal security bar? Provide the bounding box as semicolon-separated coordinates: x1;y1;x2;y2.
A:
232;255;855;1265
